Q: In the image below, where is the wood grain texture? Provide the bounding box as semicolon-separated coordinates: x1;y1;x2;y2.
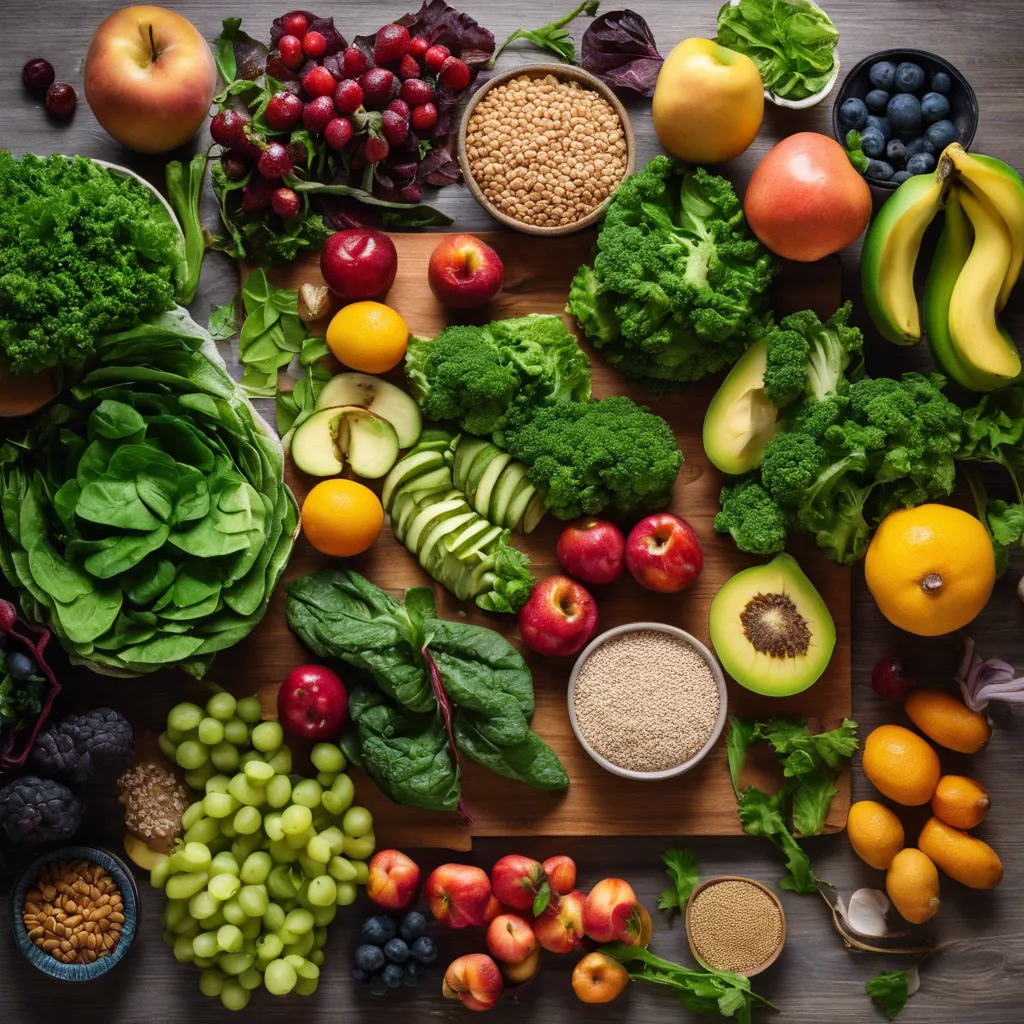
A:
2;2;1024;1023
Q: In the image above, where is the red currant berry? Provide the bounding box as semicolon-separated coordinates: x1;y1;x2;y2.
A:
302;31;327;59
280;12;309;37
324;117;354;150
271;187;301;219
257;142;293;181
278;34;303;69
409;37;429;59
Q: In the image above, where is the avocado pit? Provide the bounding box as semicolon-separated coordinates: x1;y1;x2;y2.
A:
740;592;812;659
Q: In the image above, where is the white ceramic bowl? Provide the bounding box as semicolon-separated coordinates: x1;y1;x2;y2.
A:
566;622;729;781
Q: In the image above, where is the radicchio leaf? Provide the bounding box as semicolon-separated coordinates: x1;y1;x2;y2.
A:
416;145;461;187
581;9;664;96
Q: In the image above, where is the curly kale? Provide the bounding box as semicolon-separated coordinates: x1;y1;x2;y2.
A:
30;708;134;784
0;776;83;843
566;156;777;391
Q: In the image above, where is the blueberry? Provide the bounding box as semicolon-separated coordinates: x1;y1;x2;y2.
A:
839;97;868;130
920;92;950;124
360;915;396;946
906;136;935;157
369;975;388;996
860;127;885;158
405;961;424;981
866;159;895;181
382;963;405;989
891;170;914;184
399;912;427;943
926;119;957;150
384;938;409;964
865;89;890;114
869;60;897;91
895;62;926;93
352;966;369;983
5;651;37;680
886;139;908;167
887;93;922;134
410;936;437;964
865;115;891;142
355;944;386;972
907;152;937;175
930;70;952;94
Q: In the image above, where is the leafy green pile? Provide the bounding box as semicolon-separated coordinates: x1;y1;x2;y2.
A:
0;311;297;677
716;0;839;101
727;716;858;893
566;156;776;392
0;153;187;375
286;571;568;813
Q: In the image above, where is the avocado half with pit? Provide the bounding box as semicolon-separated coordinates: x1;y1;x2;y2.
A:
708;553;835;697
702;338;780;475
291;405;399;479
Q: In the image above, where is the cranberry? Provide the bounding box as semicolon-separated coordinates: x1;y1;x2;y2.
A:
359;68;395;108
220;153;250;180
871;657;917;702
45;82;77;118
439;57;470;91
410;102;437;132
424;45;450;72
278;34;304;69
397;54;421;81
409;36;429;59
271;187;301;219
400;181;423;203
302;95;336;133
281;12;309;37
364;136;390;163
257;142;293;181
266;91;304;131
387;98;410;119
400;78;433;106
302;30;327;59
333;79;363;115
381;109;409;146
302;65;338;99
240;177;274;212
324;117;354;150
342;46;369;78
22;58;55;92
210;109;250;146
374;24;411;65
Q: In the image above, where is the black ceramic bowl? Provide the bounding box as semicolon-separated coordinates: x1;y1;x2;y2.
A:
832;48;978;191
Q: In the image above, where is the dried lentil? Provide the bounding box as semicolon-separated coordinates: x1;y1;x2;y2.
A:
573;630;720;772
465;74;628;228
689;879;783;972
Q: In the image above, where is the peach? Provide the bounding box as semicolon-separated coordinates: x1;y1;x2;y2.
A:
486;913;537;965
583;878;645;945
366;849;421;912
491;854;551;914
542;855;577;897
442;953;505;1011
572;951;630;1004
501;945;542;988
426;863;493;929
533;889;586;954
482;893;504;924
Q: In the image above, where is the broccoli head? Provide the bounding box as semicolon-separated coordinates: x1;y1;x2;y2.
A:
714;479;788;555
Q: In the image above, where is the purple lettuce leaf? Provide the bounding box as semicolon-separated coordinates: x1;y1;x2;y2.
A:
581;9;664;96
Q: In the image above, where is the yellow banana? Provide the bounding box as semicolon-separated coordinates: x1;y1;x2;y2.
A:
949;187;1021;382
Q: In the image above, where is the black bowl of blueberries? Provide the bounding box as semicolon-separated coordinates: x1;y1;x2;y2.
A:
833;48;978;189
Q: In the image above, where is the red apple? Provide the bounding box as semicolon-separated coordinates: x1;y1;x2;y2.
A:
744;132;872;262
482;893;503;924
625;514;703;593
486;913;537;965
366;849;422;911
542;855;577;897
84;6;217;154
518;576;598;658
320;228;398;301
533;890;585;954
556;519;625;585
582;878;645;945
490;855;551;915
442;953;504;1011
277;665;347;740
427;234;504;309
426;863;493;929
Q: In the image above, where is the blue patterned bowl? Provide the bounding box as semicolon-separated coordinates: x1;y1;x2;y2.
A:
10;845;138;980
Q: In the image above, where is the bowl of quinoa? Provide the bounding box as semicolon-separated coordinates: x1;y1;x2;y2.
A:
567;623;728;780
458;63;635;235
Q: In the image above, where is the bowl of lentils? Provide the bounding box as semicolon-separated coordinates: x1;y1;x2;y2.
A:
458;63;635;235
567;622;728;781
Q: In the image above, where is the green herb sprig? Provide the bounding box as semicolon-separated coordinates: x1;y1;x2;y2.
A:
657;847;699;923
488;0;601;66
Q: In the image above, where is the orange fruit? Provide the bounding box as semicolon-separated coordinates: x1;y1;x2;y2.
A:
325;301;409;373
847;800;905;869
862;724;941;806
885;848;940;924
918;817;1003;889
301;479;383;557
864;504;995;636
931;775;990;830
904;688;992;753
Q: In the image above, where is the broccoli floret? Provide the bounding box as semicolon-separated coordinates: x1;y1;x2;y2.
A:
715;479;788;554
504;396;683;520
760;433;828;509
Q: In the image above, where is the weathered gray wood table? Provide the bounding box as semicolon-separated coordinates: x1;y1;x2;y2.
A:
2;1;1023;1021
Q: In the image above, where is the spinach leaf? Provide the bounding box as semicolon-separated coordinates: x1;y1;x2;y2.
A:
866;970;911;1020
453;714;569;790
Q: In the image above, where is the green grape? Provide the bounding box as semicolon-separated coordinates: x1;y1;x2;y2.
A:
206;692;237;722
217;924;244;954
228;774;265;808
284;908;314;935
157;731;178;762
209;851;240;878
305;836;331;865
235;696;263;724
267;865;299;901
310;903;336;928
185;761;217;790
175;740;210;771
285;954;319;981
281;804;313;836
238;749;262;768
312;927;328;951
240;852;272;885
166;726;186;745
286;826;315;851
297;852;327;879
256;931;284;963
262;903;286;933
150;856;172;890
193;931;220;960
210;742;241;773
264;958;298;996
316;771;337;788
183;817;221;847
321;777;354;816
327;856;356;883
238;966;263;991
268;838;299;864
309;948;325;968
205;773;231;795
219;978;250;1011
223;718;250;746
240;916;261;941
163;929;176;947
203;792;239;819
283;931;314;959
168;702;204;733
311;742;345;773
275;926;299;947
218;951;253;976
244;759;274;783
294;976;319;997
342;833;375;860
194;955;217;969
230;833;263;863
198;718;225;746
291;779;322;809
341;805;373;838
164;899;188;929
335;881;358;906
221;897;246;927
266;774;292;809
237;884;270;918
205;908;227;931
352;861;369;884
173;933;196;963
264;812;285;842
319;826;344;856
167;871;210;901
189;890;221;921
252;721;283;753
233;806;262;836
305;875;337;907
199;968;227;998
182;800;206;831
208;873;241;902
219;817;238;839
266;747;292;776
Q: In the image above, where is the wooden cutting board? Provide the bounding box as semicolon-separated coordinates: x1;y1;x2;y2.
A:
231;232;851;851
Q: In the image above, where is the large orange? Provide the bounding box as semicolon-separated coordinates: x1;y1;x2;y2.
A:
301;479;383;557
864;504;995;636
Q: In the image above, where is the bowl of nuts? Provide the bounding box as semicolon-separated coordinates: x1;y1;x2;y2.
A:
11;846;138;980
458;63;636;236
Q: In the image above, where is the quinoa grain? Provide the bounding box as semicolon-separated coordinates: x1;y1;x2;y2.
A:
688;879;784;972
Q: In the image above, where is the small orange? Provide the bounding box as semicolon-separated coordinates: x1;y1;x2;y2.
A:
862;724;941;806
885;848;940;924
931;775;990;830
904;688;992;753
919;817;1003;889
864;504;995;636
847;800;905;869
301;479;383;557
325;301;409;373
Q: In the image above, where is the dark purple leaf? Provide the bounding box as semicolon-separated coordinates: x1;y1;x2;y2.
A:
388;160;419;180
264;54;297;82
234;31;270;81
581;9;664;96
322;52;344;79
317;194;376;229
395;0;496;68
307;15;347;54
416;145;461;186
422;647;472;822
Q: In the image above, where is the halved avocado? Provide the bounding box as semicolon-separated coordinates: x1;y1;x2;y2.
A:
702;338;780;475
708;553;835;697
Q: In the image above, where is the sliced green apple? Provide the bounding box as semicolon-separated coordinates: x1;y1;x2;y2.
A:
315;373;422;448
453;437;489;492
381;450;445;510
491;461;529;528
291;405;399;480
406;497;468;554
474;452;512;518
521;492;547;535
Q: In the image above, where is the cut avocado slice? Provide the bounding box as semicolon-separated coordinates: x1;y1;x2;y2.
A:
381;450;444;510
405;497;469;554
708;553;835;697
315;372;422;448
453;437;489;492
520;492;547;535
702;338;780;475
490;461;529;528
474;453;512;518
291;405;399;479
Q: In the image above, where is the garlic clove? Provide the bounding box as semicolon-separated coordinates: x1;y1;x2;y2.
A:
298;283;330;323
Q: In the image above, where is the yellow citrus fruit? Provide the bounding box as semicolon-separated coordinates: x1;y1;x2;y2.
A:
904;688;992;753
847;800;905;869
864;504;995;636
931;775;990;830
325;301;409;374
301;479;383;557
885;848;940;924
862;724;941;806
919;816;1003;889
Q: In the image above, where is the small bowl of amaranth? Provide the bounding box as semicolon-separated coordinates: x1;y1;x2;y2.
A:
567;622;728;781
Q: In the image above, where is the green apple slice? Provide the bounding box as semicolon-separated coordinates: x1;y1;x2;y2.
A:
290;405;399;480
315;372;422;448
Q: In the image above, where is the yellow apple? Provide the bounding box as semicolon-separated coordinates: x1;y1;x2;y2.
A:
85;5;217;154
652;38;764;164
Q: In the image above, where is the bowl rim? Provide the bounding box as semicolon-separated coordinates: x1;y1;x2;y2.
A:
456;62;637;237
10;844;139;981
566;621;729;781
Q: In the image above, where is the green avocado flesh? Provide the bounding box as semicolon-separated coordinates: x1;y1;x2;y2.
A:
708;553;835;697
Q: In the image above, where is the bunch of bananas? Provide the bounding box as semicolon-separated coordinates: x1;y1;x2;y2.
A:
862;143;1024;391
